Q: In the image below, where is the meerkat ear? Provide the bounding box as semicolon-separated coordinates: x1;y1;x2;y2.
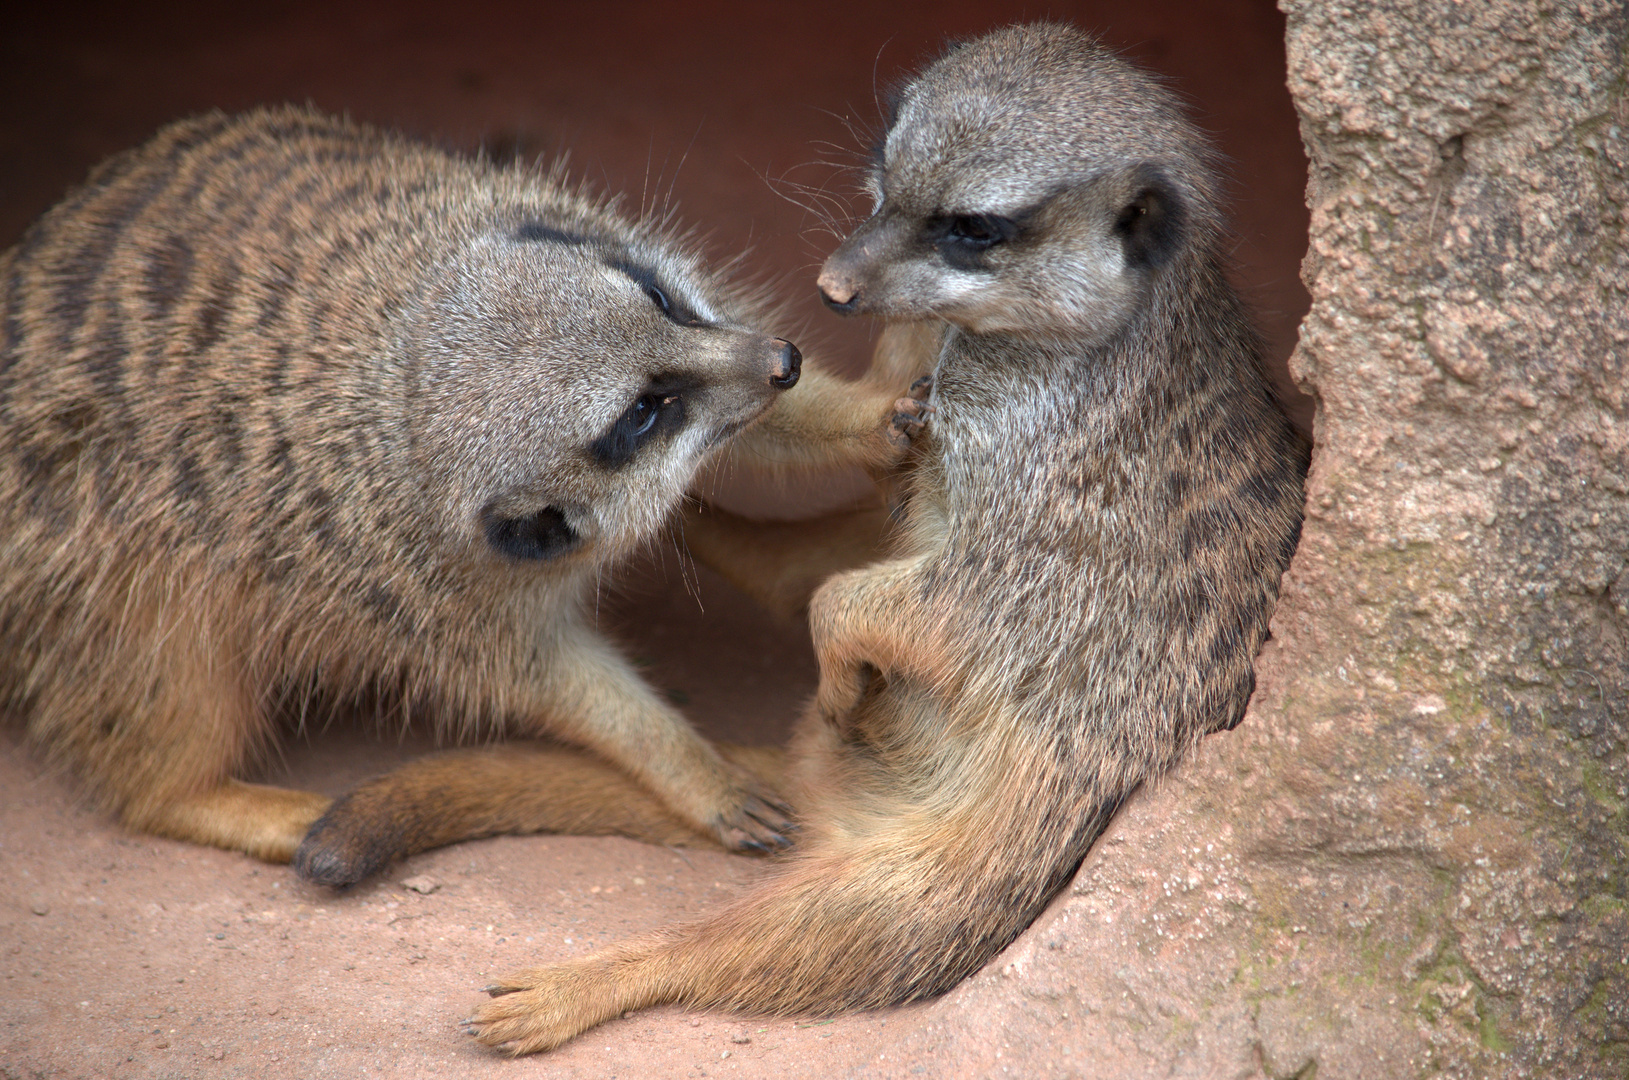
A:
1113;166;1185;271
482;503;580;561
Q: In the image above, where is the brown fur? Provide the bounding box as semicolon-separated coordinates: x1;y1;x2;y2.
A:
295;742;787;870
448;24;1307;1054
0;105;906;871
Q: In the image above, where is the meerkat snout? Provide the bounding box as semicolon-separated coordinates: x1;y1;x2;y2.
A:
816;229;882;313
769;338;802;389
816;272;860;313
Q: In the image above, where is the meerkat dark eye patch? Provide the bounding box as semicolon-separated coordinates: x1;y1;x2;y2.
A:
607;258;705;327
482;504;579;561
928;212;1022;269
1114;169;1185;270
589;378;691;468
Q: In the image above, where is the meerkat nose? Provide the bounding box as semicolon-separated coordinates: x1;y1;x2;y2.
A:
770;339;802;390
816;274;860;314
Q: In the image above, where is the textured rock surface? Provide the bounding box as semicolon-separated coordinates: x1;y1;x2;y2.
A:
1260;0;1628;1073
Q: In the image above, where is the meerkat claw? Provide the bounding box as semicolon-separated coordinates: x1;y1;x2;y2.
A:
759;794;796;819
716;790;797;852
741;819;793;850
889;397;935;446
743;800;796;835
747;809;798;838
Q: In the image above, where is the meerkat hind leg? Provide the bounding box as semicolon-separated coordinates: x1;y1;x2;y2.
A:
101;620;331;863
464;750;1119;1056
463;758;1056;1055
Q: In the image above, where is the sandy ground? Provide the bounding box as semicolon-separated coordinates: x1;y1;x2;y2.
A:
1;1;1309;1076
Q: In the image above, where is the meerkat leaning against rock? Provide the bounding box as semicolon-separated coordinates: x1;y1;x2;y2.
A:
0;105;911;867
455;23;1309;1053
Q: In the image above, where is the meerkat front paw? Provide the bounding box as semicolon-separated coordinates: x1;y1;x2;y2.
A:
887;375;935;449
462;965;625;1055
712;783;796;854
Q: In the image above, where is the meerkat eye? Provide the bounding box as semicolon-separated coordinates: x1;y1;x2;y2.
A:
945;214;1015;249
591;388;685;467
931;213;1020;268
644;283;672;315
630;393;663;437
1116;202;1149;228
950;216;996;245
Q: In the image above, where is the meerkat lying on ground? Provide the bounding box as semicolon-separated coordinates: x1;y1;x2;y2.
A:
449;23;1308;1053
0;105;907;866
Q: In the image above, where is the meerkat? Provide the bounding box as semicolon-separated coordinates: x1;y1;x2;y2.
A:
0;105;911;869
448;23;1308;1054
288;330;935;887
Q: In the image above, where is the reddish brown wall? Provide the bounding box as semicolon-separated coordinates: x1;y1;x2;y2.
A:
3;0;1311;423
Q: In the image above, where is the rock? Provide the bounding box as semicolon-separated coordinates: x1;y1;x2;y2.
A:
399;875;440;895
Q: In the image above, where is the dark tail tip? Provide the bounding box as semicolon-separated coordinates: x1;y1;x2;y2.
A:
292;803;402;888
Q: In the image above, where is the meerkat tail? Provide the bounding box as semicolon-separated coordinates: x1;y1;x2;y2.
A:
292;742;787;887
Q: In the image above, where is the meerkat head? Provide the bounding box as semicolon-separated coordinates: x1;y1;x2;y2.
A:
818;23;1222;344
404;217;799;570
